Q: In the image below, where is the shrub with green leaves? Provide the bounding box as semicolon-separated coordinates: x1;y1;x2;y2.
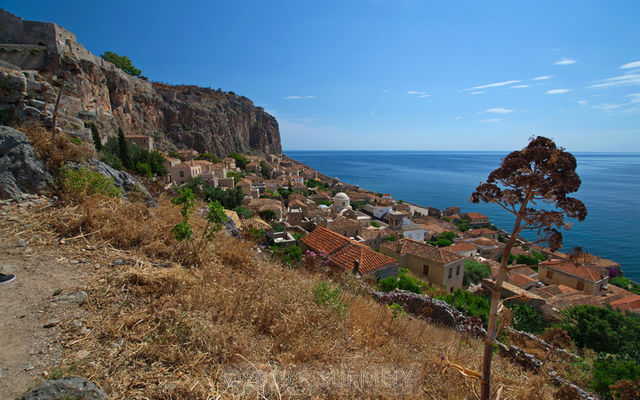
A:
463;259;491;287
101;51;142;76
62;167;122;199
170;187;228;266
509;303;547;333
590;355;640;397
436;289;490;323
313;282;348;317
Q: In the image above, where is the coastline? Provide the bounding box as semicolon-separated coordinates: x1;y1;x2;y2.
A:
282;151;636;282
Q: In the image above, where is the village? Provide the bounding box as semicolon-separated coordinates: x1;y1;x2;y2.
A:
126;134;640;321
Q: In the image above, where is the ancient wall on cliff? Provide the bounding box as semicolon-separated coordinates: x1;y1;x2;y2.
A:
0;9;282;156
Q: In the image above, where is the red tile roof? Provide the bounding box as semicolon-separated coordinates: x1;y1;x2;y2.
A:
465;212;488;219
381;238;463;264
609;294;640;312
301;227;396;274
541;260;606;282
442;242;477;253
467;228;496;236
508;274;538;289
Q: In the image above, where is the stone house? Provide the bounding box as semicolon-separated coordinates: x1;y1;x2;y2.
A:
465;228;499;241
401;223;427;242
169;160;202;186
125;134;154;151
538;260;608;295
237;178;253;196
301;227;398;279
443;206;460;216
380;238;465;292
222;157;236;170
264;179;282;192
360;227;384;250
246;162;260;173
290;175;304;185
462;212;490;227
320;215;362;239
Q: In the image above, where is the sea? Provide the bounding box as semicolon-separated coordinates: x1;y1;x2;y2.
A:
285;151;640;282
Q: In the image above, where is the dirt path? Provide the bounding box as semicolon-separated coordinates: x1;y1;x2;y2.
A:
0;199;94;399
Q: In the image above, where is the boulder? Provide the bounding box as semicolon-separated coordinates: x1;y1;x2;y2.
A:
66;158;157;207
21;377;107;400
0;125;52;199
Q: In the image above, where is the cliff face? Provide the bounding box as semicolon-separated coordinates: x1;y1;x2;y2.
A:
0;9;281;156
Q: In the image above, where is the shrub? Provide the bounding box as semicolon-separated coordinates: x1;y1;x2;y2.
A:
370;221;380;228
556;305;640;357
90;123;102;151
196;153;221;163
101;51;142;76
259;209;276;222
378;276;398;292
135;162;152;178
61;167;122;201
228;152;248;170
313;282;348;318
234;206;253;219
591;355;640;397
509;303;546;334
609;276;640;295
436;289;490;323
463;259;491;287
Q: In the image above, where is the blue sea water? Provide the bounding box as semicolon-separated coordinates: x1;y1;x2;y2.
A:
286;151;640;282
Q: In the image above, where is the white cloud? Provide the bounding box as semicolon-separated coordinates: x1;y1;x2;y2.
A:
486;107;513;114
554;58;577;65
454;116;463;120
577;100;588;106
532;75;553;80
283;95;315;100
467;80;520;90
627;93;640;103
510;85;530;89
480;118;500;123
592;103;622;110
546;89;571;94
407;90;429;97
620;61;640;69
383;89;390;93
470;91;484;95
587;73;640;88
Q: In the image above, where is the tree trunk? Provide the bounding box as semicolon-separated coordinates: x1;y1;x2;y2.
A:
480;200;529;400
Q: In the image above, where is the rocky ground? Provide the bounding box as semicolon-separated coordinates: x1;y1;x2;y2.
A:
0;196;96;398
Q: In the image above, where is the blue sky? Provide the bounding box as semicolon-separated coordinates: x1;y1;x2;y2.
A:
5;0;639;151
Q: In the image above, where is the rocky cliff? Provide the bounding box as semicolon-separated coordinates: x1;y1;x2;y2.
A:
0;9;281;156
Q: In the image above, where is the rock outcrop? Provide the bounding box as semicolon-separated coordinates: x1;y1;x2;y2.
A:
20;377;107;400
0;125;52;199
65;158;157;207
0;9;281;156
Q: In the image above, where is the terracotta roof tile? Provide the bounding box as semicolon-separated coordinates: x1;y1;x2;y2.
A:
442;242;477;253
465;212;488;219
541;260;605;282
301;227;396;274
508;274;538;289
381;238;463;264
467;228;496;235
609;294;640;312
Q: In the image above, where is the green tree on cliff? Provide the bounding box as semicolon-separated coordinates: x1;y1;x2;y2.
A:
90;123;102;152
117;128;132;169
101;51;142;76
470;136;587;400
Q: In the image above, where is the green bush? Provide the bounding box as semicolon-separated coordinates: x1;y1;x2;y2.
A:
228;152;248;170
378;277;398;292
196;153;220;163
509;303;547;334
591;355;640;397
234;206;253;219
135;162;152;177
370;221;380;228
101;134;166;176
259;209;276;222
610;276;640;295
101;51;142;76
62;167;122;199
463;259;491;287
556;305;640;357
313;282;348;317
436;289;490;323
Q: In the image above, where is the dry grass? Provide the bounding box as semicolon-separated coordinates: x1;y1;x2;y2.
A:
19;122;93;176
24;194;564;399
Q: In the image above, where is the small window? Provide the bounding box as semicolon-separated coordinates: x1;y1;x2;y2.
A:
456;265;460;276
423;264;429;276
179;171;184;177
448;268;452;279
577;281;585;291
546;270;553;279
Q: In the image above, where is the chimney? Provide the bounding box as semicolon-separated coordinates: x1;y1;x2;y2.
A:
353;259;361;276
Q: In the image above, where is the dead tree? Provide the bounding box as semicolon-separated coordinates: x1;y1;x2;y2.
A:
470;136;587;400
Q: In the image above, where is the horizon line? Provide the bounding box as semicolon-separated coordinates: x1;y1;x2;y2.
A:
282;149;640;154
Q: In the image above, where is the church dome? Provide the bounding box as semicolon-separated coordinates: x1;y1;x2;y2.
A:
334;192;349;200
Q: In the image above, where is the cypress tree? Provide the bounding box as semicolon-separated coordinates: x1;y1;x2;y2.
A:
90;124;102;152
117;128;131;168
